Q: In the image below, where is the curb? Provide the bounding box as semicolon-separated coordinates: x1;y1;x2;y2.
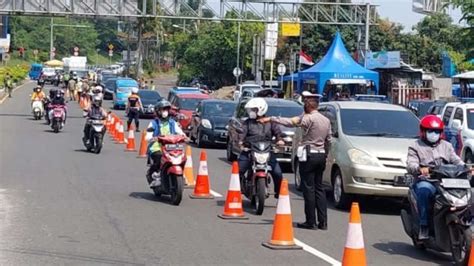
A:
0;80;33;105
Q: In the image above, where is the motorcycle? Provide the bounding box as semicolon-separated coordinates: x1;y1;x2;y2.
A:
146;135;186;206
83;115;105;154
31;99;44;120
241;141;272;215
37;77;45;87
400;164;472;265
50;105;65;133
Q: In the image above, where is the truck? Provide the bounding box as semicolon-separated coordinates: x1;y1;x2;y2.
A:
62;56;87;74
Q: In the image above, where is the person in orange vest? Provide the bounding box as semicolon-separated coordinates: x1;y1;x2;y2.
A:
126;87;143;132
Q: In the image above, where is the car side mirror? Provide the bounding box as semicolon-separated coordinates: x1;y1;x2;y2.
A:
452;119;462;130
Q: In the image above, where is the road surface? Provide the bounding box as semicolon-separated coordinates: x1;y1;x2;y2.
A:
0;82;452;265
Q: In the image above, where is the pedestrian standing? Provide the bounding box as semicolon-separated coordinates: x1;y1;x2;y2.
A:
150;80;156;91
259;91;331;230
4;73;13;98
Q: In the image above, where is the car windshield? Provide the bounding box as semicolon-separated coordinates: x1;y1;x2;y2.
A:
340;109;419;138
139;91;161;101
203;102;236;117
178;98;204;110
117;87;134;93
467;109;474;130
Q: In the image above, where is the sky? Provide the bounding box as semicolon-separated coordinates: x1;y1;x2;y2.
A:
367;0;465;32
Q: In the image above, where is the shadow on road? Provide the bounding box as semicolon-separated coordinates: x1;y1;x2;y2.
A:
0;247;145;265
129;191;178;206
0;113;31;117
218;157;232;165
373;241;451;265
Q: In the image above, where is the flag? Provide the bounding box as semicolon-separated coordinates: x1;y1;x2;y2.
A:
299;51;314;66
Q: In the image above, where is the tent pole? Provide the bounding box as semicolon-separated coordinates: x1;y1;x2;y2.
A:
364;3;370;68
270;60;274;90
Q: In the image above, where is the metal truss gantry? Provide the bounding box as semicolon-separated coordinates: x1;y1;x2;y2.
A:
0;0;377;25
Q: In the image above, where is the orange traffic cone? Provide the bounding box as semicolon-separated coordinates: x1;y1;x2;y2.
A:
468;239;474;266
111;117;119;140
342;202;367;266
183;145;195;188
105;114;111;131
137;129;148;158
115;121;125;144
190;150;214;199
125;126;137;151
218;161;248;220
262;179;302;250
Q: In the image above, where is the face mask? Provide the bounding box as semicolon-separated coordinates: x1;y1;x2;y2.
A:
161;111;169;119
248;111;257;119
426;131;440;143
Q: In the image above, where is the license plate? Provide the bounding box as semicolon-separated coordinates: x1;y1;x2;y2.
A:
166;144;184;150
442;178;471;188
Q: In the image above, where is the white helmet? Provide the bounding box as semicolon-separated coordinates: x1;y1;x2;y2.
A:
245;97;268;117
131;87;139;94
94;85;103;93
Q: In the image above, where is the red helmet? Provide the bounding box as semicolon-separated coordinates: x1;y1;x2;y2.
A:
420;115;444;131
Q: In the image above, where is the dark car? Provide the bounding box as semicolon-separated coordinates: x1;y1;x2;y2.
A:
103;78;118;100
426;100;447;117
226;98;304;164
189;100;237;147
407;99;434;118
138;90;162;118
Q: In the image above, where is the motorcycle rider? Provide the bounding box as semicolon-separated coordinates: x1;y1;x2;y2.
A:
126;87;143;132
31;86;46;102
238;97;284;198
145;100;186;186
82;95;107;145
48;89;67;125
406;115;465;240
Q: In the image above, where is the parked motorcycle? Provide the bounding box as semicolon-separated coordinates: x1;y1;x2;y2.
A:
241;141;272;215
83;115;105;154
146;135;186;206
50;105;65;133
31;99;43;120
400;164;472;265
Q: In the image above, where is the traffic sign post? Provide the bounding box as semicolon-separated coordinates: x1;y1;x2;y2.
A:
108;49;113;65
74;46;79;56
233;67;242;85
277;63;286;92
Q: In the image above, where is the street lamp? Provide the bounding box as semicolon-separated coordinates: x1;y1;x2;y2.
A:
172;24;189;33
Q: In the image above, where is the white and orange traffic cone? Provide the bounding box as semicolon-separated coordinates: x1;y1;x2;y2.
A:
468;238;474;266
262;179;302;250
125;126;137;152
137;129;148;158
190;150;214;199
342;202;367;266
109;115;116;137
218;161;248;220
115;121;125;144
183;145;195;188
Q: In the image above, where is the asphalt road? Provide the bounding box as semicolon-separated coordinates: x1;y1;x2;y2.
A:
0;82;452;265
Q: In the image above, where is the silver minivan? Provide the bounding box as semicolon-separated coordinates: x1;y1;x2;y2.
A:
291;101;420;209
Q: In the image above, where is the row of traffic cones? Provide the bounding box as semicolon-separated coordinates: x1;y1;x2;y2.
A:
104;113;368;265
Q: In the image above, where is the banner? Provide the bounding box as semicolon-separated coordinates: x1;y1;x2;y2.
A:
264;21;278;60
281;22;300;37
366;51;400;69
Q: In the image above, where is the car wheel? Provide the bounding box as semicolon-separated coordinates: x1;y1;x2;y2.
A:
332;169;351;210
196;130;204;148
465;150;473;164
226;141;237;161
294;159;302;191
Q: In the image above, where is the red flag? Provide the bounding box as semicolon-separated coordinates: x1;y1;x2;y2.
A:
299;51;314;66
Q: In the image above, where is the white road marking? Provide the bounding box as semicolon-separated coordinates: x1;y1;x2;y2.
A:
0;81;33;104
210;189;223;198
294;238;341;266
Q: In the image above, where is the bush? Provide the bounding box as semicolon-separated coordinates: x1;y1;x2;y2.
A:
0;64;30;85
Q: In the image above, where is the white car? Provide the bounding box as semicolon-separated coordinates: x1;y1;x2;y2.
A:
443;103;474;163
233;82;262;101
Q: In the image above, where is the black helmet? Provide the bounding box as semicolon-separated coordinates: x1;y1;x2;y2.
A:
154;99;171;111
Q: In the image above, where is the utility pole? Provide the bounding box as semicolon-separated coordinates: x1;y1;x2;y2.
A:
364;3;370;68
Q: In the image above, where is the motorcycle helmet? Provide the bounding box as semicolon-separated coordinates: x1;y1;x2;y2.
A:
131;87;139;94
420;115;444;144
244;97;268;118
154;99;172;118
92;95;102;107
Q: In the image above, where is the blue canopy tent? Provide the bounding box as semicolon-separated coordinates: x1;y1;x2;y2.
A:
298;32;379;95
